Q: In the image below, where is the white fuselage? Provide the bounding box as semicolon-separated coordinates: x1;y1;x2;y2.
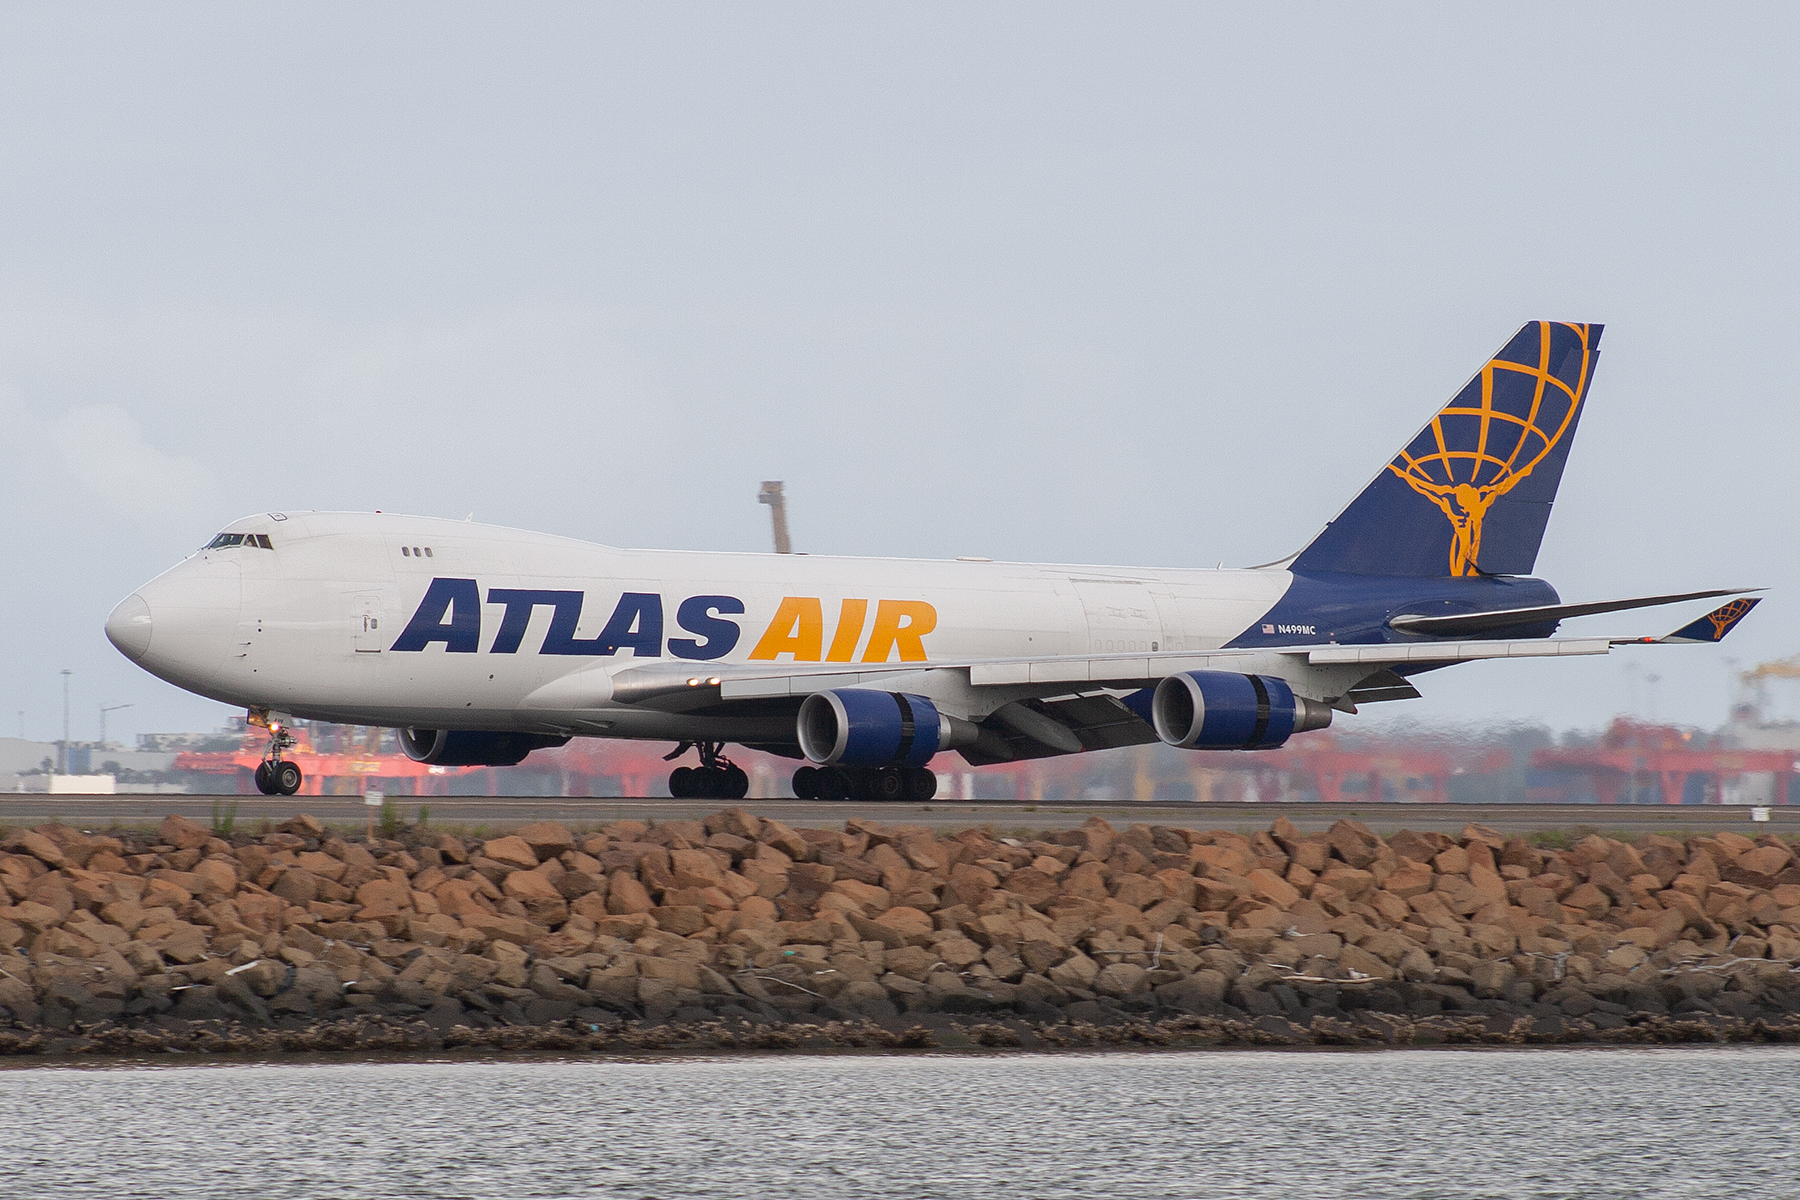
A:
109;511;1295;742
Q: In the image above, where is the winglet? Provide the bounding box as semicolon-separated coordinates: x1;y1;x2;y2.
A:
1645;597;1762;644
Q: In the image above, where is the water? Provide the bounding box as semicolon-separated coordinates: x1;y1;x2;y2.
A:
2;1047;1797;1198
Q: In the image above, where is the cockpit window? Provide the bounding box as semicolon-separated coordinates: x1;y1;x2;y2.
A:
204;532;275;550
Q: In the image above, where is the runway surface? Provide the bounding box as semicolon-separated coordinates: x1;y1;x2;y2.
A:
3;794;1797;836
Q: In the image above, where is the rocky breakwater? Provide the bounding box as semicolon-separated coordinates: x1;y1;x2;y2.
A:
1;811;1799;1056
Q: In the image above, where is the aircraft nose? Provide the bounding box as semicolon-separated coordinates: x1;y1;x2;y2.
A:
106;593;154;662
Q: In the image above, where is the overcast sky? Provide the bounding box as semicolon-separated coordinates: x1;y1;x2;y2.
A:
2;4;1796;746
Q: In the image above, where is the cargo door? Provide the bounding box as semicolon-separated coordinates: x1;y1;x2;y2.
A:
1070;577;1164;655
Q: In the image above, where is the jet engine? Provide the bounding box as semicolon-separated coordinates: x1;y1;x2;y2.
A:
797;689;970;768
398;729;569;767
1149;671;1332;751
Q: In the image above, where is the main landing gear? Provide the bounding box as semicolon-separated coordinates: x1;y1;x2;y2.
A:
665;742;749;800
792;765;937;803
253;722;303;797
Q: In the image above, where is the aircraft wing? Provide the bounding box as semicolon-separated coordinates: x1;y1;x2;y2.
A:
566;603;1764;765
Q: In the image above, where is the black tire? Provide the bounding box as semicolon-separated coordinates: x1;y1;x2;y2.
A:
725;765;749;799
873;767;907;802
670;766;694;798
819;767;852;802
274;761;303;796
908;767;938;802
253;762;276;795
792;766;819;800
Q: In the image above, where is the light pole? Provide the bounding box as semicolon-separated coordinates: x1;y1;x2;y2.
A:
99;703;133;749
59;669;71;775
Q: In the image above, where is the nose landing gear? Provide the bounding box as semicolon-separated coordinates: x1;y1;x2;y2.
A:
250;716;303;796
792;765;936;802
664;741;749;800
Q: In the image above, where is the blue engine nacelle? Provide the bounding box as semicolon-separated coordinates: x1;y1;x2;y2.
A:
399;729;570;767
797;689;947;768
1150;671;1331;751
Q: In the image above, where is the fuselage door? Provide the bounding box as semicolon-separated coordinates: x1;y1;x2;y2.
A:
353;593;385;654
1070;577;1164;654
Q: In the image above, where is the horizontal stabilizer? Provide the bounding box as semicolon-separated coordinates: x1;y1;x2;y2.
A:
1640;597;1762;645
1388;588;1759;638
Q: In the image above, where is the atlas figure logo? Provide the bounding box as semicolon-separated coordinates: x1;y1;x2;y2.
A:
391;579;938;663
1387;321;1597;577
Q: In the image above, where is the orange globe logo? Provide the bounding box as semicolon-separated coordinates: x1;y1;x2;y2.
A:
1706;598;1756;639
1387;321;1597;576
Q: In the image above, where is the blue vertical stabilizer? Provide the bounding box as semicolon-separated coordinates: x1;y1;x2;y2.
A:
1290;321;1602;578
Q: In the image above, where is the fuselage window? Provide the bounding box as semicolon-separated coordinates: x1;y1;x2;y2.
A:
412;546;422;557
402;546;411;556
254;534;273;549
424;547;433;557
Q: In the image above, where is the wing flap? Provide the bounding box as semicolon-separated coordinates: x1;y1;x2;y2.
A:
1308;638;1612;665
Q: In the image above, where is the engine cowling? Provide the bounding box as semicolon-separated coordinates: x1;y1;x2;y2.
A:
797;689;948;768
1150;671;1331;751
398;729;569;767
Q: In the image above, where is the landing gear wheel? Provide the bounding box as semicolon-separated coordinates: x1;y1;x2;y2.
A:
907;767;938;802
819;767;852;802
670;766;695;798
253;762;277;795
273;761;303;796
792;766;820;800
872;767;907;803
723;765;749;800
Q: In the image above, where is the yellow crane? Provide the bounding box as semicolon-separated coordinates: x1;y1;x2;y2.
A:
1738;654;1800;722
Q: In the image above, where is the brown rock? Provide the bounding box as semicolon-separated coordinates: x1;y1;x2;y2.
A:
1433;846;1471;876
555;870;607;901
7;900;63;936
501;870;569;925
271;869;319;905
1111;875;1165;910
1002;867;1060;909
191;858;238;894
1246;868;1300;908
1384;862;1435;898
1315;867;1375;900
482;836;540;870
1093;962;1148;997
606;872;656;915
1467;864;1509;907
1195;875;1252;910
157;815;212;851
1153;868;1197;907
669;848;725;890
942;863;998;908
1563;882;1611;920
1738;845;1793;878
5;830;67;869
705;808;763;841
1047;950;1100;989
277;814;326;838
873;906;935;945
829;878;893;916
755;818;809;860
650;906;709;936
513;822;575;861
1325;819;1380;869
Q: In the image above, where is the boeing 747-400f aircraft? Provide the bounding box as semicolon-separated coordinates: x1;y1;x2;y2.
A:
106;321;1758;800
